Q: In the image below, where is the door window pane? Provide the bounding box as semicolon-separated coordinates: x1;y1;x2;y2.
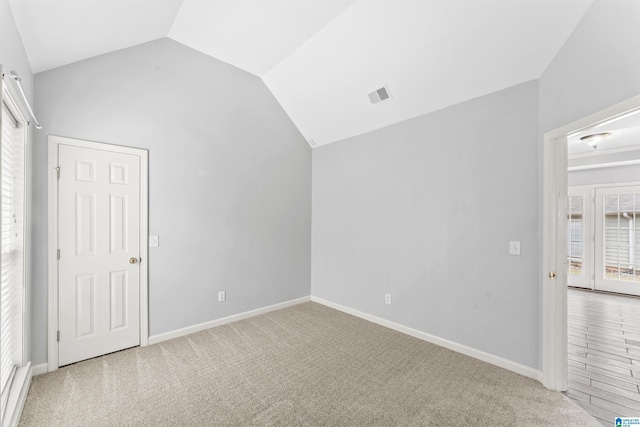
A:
605;194;618;213
601;192;639;283
568;195;584;276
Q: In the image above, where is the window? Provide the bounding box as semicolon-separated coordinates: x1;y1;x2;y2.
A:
602;191;640;282
0;82;27;425
567;188;592;289
567;195;584;275
569;184;640;296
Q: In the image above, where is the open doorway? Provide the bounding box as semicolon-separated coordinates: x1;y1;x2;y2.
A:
564;111;640;423
567;112;640;295
542;94;640;394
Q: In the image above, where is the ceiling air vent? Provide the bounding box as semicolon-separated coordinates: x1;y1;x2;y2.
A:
368;85;392;105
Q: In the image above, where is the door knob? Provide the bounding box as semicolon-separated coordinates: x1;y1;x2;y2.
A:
549;271;556;279
129;257;138;264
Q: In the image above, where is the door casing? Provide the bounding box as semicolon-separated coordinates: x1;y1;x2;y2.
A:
542;94;640;390
47;135;149;372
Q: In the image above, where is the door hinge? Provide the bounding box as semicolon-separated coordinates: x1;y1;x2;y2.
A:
57;331;60;342
56;167;60;179
57;249;60;260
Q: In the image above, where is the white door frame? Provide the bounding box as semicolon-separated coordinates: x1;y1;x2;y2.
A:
542;94;640;390
47;135;149;372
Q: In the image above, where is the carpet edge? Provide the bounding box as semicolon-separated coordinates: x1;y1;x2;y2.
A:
148;296;311;345
310;295;543;383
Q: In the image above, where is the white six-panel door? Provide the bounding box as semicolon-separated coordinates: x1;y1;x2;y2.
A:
58;144;141;366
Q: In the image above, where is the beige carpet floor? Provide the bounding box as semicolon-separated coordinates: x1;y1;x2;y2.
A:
20;302;599;426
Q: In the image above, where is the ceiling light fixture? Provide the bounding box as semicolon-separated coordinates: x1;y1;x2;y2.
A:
580;132;611;149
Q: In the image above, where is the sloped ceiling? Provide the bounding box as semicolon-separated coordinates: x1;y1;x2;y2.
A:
8;0;184;74
9;0;593;147
169;0;357;77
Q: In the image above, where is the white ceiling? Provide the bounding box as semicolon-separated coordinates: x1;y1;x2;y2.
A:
9;0;594;147
9;0;184;74
568;110;640;159
169;0;357;77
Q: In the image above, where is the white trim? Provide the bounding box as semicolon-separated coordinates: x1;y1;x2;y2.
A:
46;137;56;372
30;363;47;377
22;103;31;383
542;133;568;391
1;72;31;427
148;296;311;345
47;135;149;372
2;362;31;427
542;93;640;391
568;159;640;171
311;296;541;382
568;147;640;170
569;144;640;160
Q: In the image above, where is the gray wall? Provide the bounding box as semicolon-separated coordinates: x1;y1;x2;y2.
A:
539;0;640;134
312;81;540;368
569;164;640;187
15;0;640;372
0;0;32;99
33;38;311;364
312;0;640;372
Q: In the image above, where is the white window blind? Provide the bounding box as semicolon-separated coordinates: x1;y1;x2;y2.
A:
0;101;23;406
567;195;585;276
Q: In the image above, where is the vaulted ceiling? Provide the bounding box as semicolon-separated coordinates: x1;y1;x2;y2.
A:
9;0;594;147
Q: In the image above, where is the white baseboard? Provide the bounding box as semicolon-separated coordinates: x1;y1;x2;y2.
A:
31;363;48;376
5;362;32;427
148;296;311;345
311;296;542;382
36;294;543;384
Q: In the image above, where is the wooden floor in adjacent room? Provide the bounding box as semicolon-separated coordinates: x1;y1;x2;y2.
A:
567;287;640;425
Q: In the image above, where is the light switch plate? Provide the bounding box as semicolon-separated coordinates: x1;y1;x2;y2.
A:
149;235;159;247
509;241;521;255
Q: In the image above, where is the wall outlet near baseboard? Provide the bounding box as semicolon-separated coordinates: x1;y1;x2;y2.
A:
218;291;226;302
385;293;392;305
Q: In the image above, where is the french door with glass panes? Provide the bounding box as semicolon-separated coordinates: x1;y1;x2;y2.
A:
567;188;593;289
594;186;640;295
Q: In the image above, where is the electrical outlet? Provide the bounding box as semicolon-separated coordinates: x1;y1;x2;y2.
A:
385;293;392;305
218;291;226;302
